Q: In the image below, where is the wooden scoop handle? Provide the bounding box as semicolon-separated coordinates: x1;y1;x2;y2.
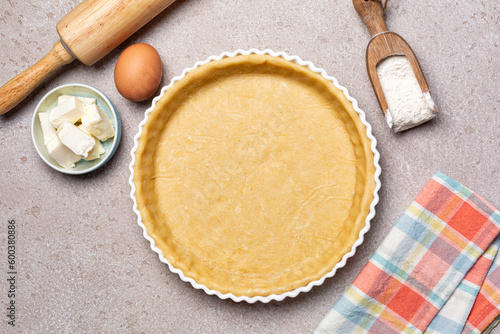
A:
0;41;74;115
352;0;388;37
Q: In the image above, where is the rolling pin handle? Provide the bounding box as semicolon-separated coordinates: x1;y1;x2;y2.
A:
0;41;74;115
352;0;389;37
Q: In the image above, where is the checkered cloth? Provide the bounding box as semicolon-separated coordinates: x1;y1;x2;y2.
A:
314;171;500;334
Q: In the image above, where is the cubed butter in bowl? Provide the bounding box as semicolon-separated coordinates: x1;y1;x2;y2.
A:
31;83;121;175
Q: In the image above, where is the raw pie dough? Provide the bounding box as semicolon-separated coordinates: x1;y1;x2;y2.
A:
134;54;376;297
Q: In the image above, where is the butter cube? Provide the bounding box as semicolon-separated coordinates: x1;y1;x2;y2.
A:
49;96;86;128
81;104;115;141
85;140;105;161
78;124;105;161
58;94;96;106
46;135;82;168
57;121;96;158
38;112;57;145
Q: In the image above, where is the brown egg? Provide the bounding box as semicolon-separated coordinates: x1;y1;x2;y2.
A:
114;43;163;102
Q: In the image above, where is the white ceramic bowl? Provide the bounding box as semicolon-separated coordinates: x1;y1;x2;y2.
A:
129;49;381;303
32;83;121;175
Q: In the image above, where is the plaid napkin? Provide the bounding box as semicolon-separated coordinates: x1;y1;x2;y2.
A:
314;171;500;334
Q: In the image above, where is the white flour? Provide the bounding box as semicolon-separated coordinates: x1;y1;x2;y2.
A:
376;55;436;132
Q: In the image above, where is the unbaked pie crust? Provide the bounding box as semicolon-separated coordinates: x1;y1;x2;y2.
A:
133;54;377;297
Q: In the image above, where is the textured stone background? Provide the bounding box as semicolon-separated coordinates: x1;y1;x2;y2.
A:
0;0;498;332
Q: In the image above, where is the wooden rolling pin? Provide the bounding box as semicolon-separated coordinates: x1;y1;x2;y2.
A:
0;0;176;115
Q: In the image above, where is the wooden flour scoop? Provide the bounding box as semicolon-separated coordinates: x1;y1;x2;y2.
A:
0;0;177;115
352;0;437;131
